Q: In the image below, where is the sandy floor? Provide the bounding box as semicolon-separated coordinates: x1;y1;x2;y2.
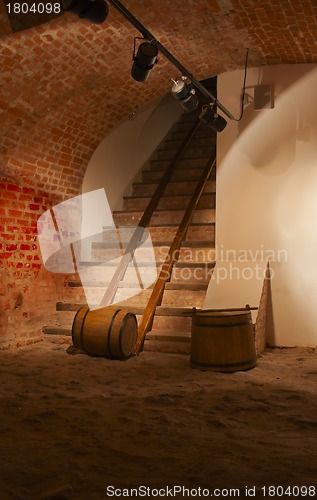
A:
0;340;316;499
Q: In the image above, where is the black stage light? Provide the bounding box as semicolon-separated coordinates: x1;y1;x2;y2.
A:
61;0;109;24
199;104;227;132
131;42;159;82
171;78;199;113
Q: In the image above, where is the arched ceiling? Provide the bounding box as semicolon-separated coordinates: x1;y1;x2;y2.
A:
1;0;316;197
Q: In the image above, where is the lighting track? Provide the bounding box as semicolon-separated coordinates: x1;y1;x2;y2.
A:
61;0;242;128
107;0;234;121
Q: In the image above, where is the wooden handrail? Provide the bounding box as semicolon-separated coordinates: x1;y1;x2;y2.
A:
133;148;216;355
100;117;202;307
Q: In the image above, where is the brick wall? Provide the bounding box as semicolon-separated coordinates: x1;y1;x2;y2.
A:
0;174;78;348
1;1;316;200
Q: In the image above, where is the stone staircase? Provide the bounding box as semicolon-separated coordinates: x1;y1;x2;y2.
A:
43;111;217;354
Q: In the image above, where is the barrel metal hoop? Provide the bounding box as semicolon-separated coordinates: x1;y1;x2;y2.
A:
107;308;121;357
191;358;257;369
71;306;83;345
194;320;252;328
80;307;90;352
119;313;129;357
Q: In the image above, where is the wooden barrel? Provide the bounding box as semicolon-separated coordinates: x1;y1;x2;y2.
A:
72;305;138;359
190;310;257;372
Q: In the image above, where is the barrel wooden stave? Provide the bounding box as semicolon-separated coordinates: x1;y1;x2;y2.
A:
72;305;137;359
72;305;89;352
190;310;257;372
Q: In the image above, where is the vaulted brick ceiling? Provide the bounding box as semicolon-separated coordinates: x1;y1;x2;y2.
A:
1;0;317;198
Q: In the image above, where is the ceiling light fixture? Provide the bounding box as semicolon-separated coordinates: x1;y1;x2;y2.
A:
131;40;159;82
62;0;236;131
200;104;227;132
171;77;199;113
61;0;109;24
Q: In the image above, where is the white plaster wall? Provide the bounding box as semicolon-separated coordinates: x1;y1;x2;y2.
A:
82;93;182;212
203;64;317;347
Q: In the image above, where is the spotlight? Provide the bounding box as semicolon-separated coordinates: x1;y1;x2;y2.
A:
171;77;199;113
199;104;227;132
61;0;109;24
131;42;159;82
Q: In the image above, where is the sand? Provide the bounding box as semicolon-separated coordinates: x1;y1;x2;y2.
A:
0;340;316;499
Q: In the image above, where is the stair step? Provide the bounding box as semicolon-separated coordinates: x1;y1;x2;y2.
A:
91;241;215;263
142;223;214;242
56;303;195;315
132;179;216;196
43;327;71;336
114;288;205;308
143;340;190;355
146;329;191;343
67;279;208;291
76;259;214;285
52;303;195;340
78;260;215;269
76;262;158;288
177;112;200;123
149;157;212;171
157;146;213;160
113;208;215;226
171;128;215;141
142;166;208;183
92;238;215;248
123;192;215;211
176;120;212;132
170;264;215;284
143;329;191;355
164;136;215;150
152;314;191;332
98;223;214;243
44;306;193;335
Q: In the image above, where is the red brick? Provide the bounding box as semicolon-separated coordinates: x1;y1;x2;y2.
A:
22;187;35;194
7;184;21;192
2;234;16;241
9;210;22;217
29;204;40;211
1;191;18;201
5;244;17;251
20;244;31;251
0;252;12;259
